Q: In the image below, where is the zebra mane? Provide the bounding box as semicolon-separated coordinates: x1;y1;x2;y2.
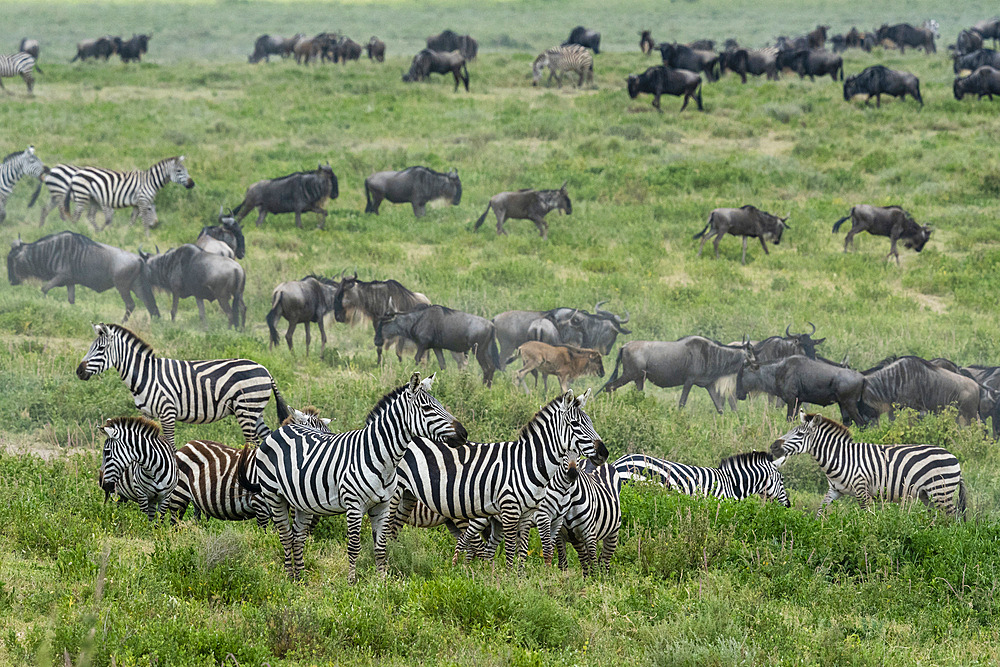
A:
104;415;162;438
280;405;321;427
806;413;852;438
718;451;774;470
516;395;564;441
365;385;408;425
2;151;23;163
105;323;155;357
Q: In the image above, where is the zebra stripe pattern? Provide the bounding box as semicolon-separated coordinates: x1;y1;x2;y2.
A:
557;459;622;575
771;411;966;517
170;439;271;526
240;373;467;581
76;323;290;449
0;146;44;223
388;388;609;569
37;164;80;226
67;156;194;231
532;44;593;87
99;416;178;520
0;52;36;94
614;451;790;506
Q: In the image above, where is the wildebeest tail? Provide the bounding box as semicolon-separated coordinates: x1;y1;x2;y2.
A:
832;213;851;233
505;346;521;367
266;292;282;347
695;78;704;110
364;179;375;213
230;198;246;217
473;201;492;231
693;213;714;239
601;347;625;392
488;327;502;370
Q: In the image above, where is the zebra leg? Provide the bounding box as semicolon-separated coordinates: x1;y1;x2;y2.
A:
600;530;620;574
344;507;366;583
129;206;140;225
101;205;114;230
23;72;34;95
818;485;843;514
367;501;394;575
265;495;297;576
386;488;415;542
556;533;569;570
534;511;555;565
290;509;313;580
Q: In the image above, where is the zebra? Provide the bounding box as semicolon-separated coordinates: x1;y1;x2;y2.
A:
76;323;291;449
387;388;609;570
99;416;179;521
771;411;966;517
0;145;44;224
613;451;790;506
35;164;80;226
66;156;195;232
532;44;593;88
556;459;622;576
0;52;37;95
237;373;467;582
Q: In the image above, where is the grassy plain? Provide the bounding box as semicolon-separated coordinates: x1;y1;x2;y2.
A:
3;0;1000;664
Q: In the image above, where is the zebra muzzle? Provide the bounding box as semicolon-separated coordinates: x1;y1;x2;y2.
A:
76;363;92;380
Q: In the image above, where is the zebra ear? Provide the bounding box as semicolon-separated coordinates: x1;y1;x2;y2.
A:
322;418;332;426
408;372;422;392
576;387;592;408
93;322;108;336
560;390;575;410
420;373;436;391
798;408;807;423
102;425;115;438
772;455;787;468
27;145;35;155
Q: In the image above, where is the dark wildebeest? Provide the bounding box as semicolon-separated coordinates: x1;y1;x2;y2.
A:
972;18;1000;47
280;34;304;58
954;66;1000;100
687;39;715;51
232;164;338;229
8;231;159;323
658;43;718;81
626;66;703;112
195;207;245;259
426;30;477;60
563;26;601;54
141;244;246;329
266;275;340;356
402;49;469;91
736;353;868;425
694;206;789;264
118;34;151;63
639;30;655;55
875;23;935;54
71;36;119;62
601;337;752;414
953;49;1000;74
473;183;570;239
248;34;284;63
832;205;931;264
797;49;843;81
292;36;322;64
374;305;501;386
364;166;461;217
775;46;807;75
952;30;985;57
509;341;605;394
724;47;780;81
843;65;922;108
337;37;363;63
807;25;830;49
366;36;386;62
859;356;982;426
719;49;751;83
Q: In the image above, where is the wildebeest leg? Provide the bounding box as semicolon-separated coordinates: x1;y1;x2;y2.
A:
311;206;327;230
412;201;426;217
786;399;798;421
40;274;70;300
495;208;508;235
118;286;136;323
303;322;311;356
875;94;881;108
705;385;726;414
284;321;297;352
514;364;533;394
255;209;267;227
171;294;180;321
843;224;859;252
318;319;328;358
741;236;748;264
713;234;722;259
652;93;662;112
414;345;428;365
531;215;548;240
887;230;901;264
678;381;694;408
680;92;690;112
196;298;210;327
758;236;769;255
294;210;303;228
433;348;447;370
697;231;712;257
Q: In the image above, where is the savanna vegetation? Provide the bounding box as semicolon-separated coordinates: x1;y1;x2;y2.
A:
3;0;1000;664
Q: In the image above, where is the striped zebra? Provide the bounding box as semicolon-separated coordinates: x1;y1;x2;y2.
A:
532;44;593;88
99;416;178;521
614;451;790;506
0;145;44;224
388;388;609;570
771;411;966;517
36;164;80;226
0;52;37;95
76;323;291;449
556;459;622;576
238;373;467;581
66;156;195;232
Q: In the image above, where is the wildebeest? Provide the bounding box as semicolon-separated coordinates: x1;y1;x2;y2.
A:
972;18;1000;47
952;29;985;57
232;164;337;229
248;34;285;63
292;36;322;64
118;34;151;63
402;49;469;91
722;46;780;81
639;30;655;55
796;49;842;81
953;49;1000;74
366;36;386;62
832;205;931;263
694;206;789;264
336;37;363;63
626;66;703;112
510;341;605;394
832;27;875;53
859;356;982;426
71;36;120;62
563;26;601;54
473;183;570;239
875;23;935;54
755;324;827;362
266;275;340;356
954;66;1000;100
601;337;752;413
718;48;750;83
141;244;246;329
658;43;718;81
807;25;830;49
195;207;245;259
364;166;461;217
8;231;158;322
374;304;501;386
426;30;477;60
843;65;922;108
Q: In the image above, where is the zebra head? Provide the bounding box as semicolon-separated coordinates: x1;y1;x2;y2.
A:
169;156;195;189
401;372;468;447
285;406;333;433
17;145;44;178
531;53;549;85
770;409;825;465
98;416;156;494
720;452;790;507
76;323;133;380
561;388;608;466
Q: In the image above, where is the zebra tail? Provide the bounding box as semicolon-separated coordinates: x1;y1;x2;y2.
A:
271;377;291;424
266;294;282;347
473;201;491;231
601;347;625;393
27;177;44;208
60;186;74;219
957;479;968;519
236;444;261;494
832;214;851;233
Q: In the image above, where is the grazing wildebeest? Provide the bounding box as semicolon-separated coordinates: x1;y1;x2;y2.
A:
859;356;982;426
843;65;922;108
797;49;843;81
232;164;338;229
337;37;363;63
875;23;935;54
366;36;386;62
626;66;703;112
71;36;119;62
402;49;469;91
832;205;931;263
563;26;601;54
118;34;150;63
639;30;655;55
954;66;1000;100
426;30;477;60
293;36;321;64
8;231;159;322
510;341;604;394
807;25;830;49
375;305;501;386
141;244;246;329
694;206;789;264
473;183;570;239
602;337;752;413
266;275;340;356
972;18;1000;47
195;207;245;259
658;43;718;81
952;30;985;57
953;49;1000;74
248;34;285;63
364;166;461;217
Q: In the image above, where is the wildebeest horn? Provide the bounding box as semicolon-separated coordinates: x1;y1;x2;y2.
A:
808;322;816;335
618;309;630;325
785;324;793;337
561;180;568;190
595;300;608;313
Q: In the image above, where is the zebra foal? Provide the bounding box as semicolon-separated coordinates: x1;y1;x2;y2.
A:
0;52;37;95
0;145;44;224
532;45;594;88
99;416;178;521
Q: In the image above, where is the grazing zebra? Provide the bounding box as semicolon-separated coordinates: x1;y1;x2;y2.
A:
99;416;178;521
35;163;79;226
76;323;291;449
613;451;790;506
771;411;966;517
0;52;36;95
238;373;467;582
557;459;622;576
532;44;594;88
66;156;195;232
388;388;609;570
0;145;44;224
167;440;272;527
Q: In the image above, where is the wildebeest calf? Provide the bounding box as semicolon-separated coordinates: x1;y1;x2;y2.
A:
473;182;570;239
694;205;789;264
626;66;703;112
510;341;605;395
832;205;931;264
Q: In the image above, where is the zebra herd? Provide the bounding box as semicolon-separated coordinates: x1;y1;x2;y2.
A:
79;322;967;583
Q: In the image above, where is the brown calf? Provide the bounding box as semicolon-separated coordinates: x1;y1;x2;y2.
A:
512;341;605;394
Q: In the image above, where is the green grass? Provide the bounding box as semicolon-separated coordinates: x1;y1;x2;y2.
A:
4;0;1000;664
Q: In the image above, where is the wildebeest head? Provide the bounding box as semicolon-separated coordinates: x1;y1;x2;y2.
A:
576;348;606;379
318;162;339;199
214;205;246;259
444;168;461;205
169;156;195;189
905;225;933;252
7;236;25;286
843;73;861;100
556;182;571;214
762;212;790;245
783;322;825;357
557;301;631;355
626;74;642;99
333;272;360;323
